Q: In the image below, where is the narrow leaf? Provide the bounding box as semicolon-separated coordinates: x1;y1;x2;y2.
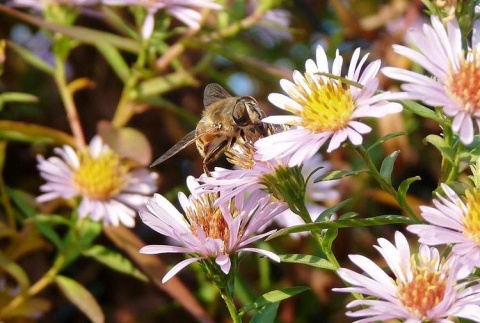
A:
239;286;309;317
250;302;280;323
268;215;413;240
278;254;336;271
402;100;443;122
132;72;198;100
367;131;405;153
8;189;64;249
0;92;38;104
95;42;130;82
82;245;148;282
425;135;455;163
0;120;75;146
379;151;400;185
6;41;55;75
398;176;421;212
315;199;352;222
315;169;369;182
55;275;104;323
0;253;30;292
0;5;139;53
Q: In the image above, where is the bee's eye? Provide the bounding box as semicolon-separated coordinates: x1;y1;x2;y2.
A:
233;100;251;127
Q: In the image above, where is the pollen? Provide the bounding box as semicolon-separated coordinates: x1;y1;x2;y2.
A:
397;255;446;319
186;193;237;246
287;73;355;132
72;149;129;201
462;189;480;243
446;50;480;114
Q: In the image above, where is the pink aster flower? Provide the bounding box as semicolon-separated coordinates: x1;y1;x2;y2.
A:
103;0;222;39
383;15;480;145
408;183;480;271
334;231;480;323
139;177;286;283
9;0;99;8
255;46;404;166
36;135;158;227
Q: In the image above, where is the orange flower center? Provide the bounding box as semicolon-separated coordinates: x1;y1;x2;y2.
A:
446;50;480;114
397;255;446;319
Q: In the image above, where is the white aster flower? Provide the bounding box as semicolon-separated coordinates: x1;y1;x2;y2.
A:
255;45;403;166
139;176;286;283
36;135;158;227
383;15;480;145
408;183;480;271
334;231;480;323
103;0;222;39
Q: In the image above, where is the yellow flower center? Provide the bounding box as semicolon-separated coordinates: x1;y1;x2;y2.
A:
287;73;355;132
463;189;480;243
185;194;240;247
397;255;446;319
446;50;480;114
72;149;129;201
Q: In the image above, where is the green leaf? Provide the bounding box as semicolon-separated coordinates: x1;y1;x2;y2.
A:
315;169;370;182
268;215;414;240
64;220;102;266
379;151;400;185
425;134;455;163
55;275;104;323
0;92;38;105
6;41;55;75
278;254;336;271
250;302;279;323
82;245;148;282
0;297;51;319
0;253;30;292
8;188;64;250
132;72;198;100
367;131;405;153
315;199;352;222
239;286;309;317
398;176;421;212
322;227;339;251
0;5;138;53
95;42;130;83
402;100;443;123
0;120;75;146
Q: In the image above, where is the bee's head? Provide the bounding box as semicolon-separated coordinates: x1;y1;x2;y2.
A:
232;96;265;127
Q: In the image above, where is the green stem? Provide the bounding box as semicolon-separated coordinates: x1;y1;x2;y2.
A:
294;201;340;269
54;55;85;149
219;287;241;323
355;146;421;222
0;254;66;317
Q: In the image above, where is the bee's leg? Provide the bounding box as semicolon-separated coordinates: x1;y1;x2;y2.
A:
202;139;231;176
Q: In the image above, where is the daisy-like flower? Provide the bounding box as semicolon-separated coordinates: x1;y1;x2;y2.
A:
383;15;480;145
255;46;403;166
334;231;480;323
36;135;158;227
408;183;480;271
139;176;286;283
103;0;222;39
9;0;99;9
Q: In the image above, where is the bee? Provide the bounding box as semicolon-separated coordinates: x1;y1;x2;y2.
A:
151;83;269;174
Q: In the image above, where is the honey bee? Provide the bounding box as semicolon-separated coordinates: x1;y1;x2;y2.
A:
151;83;269;174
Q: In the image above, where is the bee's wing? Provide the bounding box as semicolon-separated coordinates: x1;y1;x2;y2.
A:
203;83;232;107
150;130;198;167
